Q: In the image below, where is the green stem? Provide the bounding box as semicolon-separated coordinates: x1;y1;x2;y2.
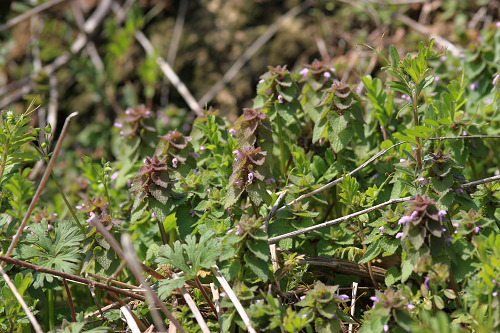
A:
90;163;113;218
276;113;286;179
47;288;55;330
412;92;422;171
50;170;86;234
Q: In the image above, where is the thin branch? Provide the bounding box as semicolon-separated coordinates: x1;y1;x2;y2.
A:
268;196;414;243
462;175;500;188
171;272;211;333
121;305;142;333
0;0;68;32
0;266;44;333
1;112;79;266
428;135;500;140
134;30;203;116
120;233;183;333
0;255;145;301
211;265;257;333
265;189;288;233
393;12;461;56
194;277;218;320
84;297;134;320
197;1;312;108
109;292;149;331
273;141;408;217
87;273;106;321
62;278;77;322
0;0;112;108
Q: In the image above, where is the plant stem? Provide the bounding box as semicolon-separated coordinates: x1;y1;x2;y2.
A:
275;112;286;179
412;91;422;171
90;163;114;218
50;170;86;234
62;278;76;322
47;288;55;330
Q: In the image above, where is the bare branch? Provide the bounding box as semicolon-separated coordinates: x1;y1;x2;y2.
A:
0;266;43;333
0;0;68;33
273;141;409;217
0;255;145;301
269;196;414;243
134;30;203;116
197;1;312;108
211;265;257;333
462;175;500;188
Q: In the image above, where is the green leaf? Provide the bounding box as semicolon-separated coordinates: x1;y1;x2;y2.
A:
389;45;400;66
358;239;381;264
149;198;173;224
387;81;411;95
158;276;187;300
244;253;269;281
246;239;269;262
401;259;414;283
385;266;401;286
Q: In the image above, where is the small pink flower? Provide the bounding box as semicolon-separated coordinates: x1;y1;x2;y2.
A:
248;172;254;183
324;72;331;80
228;128;236;136
438;210;447;220
172;157;178;168
379;226;385;235
396;232;404;239
406;304;415;310
278;94;284;104
200;145;206;151
440;55;446;61
233;150;244;160
399;215;412;225
265;178;275;185
110;172;118;180
418;177;429;186
299;68;309;79
113;122;123;129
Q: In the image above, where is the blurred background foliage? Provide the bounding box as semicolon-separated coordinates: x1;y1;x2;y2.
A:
0;0;499;157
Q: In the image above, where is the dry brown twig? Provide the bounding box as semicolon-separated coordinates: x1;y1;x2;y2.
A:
0;0;68;33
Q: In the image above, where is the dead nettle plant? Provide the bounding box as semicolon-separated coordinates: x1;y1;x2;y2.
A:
1;35;500;332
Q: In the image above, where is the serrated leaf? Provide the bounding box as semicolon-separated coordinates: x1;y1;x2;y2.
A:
158;277;186;300
246;239;269;261
401;260;414;282
359;239;381;264
385;266;401;286
244;253;269;281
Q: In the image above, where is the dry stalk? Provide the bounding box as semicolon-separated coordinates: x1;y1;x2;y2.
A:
0;0;68;32
0;255;145;301
121;305;142;333
211;265;257;333
0;266;43;333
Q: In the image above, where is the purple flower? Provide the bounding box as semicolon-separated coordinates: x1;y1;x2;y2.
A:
278;94;284;104
324;72;331;80
493;291;498;297
453;223;459;228
172;157;178;168
383;324;389;332
259;79;264;84
265;178;276;185
113;122;123;129
189;152;200;159
235;225;243;235
440;55;446;61
434;76;440;82
193;168;201;175
418;177;429;186
229;128;236;136
400;158;406;163
424;277;431;290
234;180;243;188
319;137;325;144
220;292;227;298
233;150;244;160
334;294;349;302
470;82;477;91
410;211;418;219
462;130;467;136
330;67;336;72
370;296;379;307
248;172;254;183
379;226;385;235
496;22;500;28
86;212;96;223
226;228;234;234
494;74;499;87
189;208;195;217
332;313;338;319
396;232;404;239
76;205;83;210
399;215;412;225
200;145;206;151
406;304;415;310
459;53;465;59
300;295;306;300
299;68;309;79
47;224;52;231
475;226;480;234
438;210;447;220
455;188;464;195
110;171;118;180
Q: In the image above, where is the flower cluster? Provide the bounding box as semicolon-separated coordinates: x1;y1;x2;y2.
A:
76;195;121;230
114;105;155;139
